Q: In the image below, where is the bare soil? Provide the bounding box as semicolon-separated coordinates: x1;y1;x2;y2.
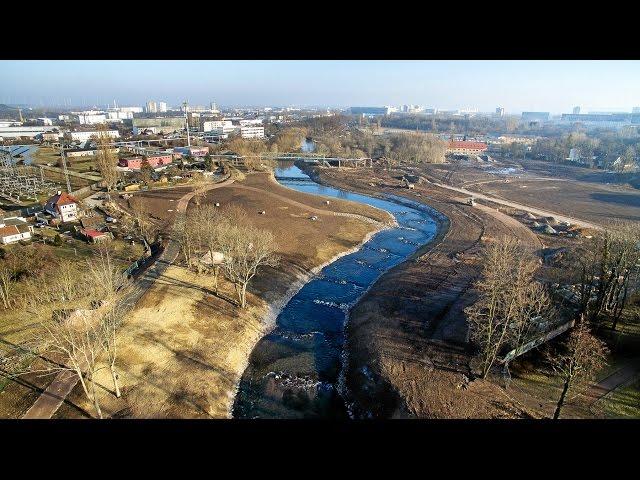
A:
312;164;611;418
44;172;381;418
419;157;640;226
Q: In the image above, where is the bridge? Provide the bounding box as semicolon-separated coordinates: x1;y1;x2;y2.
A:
210;152;373;168
273;176;315;182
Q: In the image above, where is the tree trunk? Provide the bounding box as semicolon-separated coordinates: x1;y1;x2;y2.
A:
553;378;571;420
213;266;219;293
110;364;121;398
240;283;247;309
89;374;103;419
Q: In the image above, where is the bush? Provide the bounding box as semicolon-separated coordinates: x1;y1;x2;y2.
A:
53;234;63;246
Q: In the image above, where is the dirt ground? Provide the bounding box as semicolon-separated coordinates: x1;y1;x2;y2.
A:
418;157;640;226
313;163;636;419
29;172;383;419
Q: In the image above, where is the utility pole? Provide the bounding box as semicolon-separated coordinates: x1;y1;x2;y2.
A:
183;101;191;148
59;143;72;193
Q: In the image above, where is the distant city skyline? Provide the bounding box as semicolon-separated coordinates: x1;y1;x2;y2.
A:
1;60;640;114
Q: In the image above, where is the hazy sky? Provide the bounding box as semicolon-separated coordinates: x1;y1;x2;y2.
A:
1;60;640;113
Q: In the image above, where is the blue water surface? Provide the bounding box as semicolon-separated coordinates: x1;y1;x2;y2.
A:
233;165;439;418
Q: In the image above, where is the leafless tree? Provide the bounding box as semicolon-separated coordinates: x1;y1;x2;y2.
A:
272;127;307;152
546;319;608;419
12;248;130;417
128;197;159;254
139;157;154;185
173;215;197;269
95;126;120;192
574;221;640;330
466;236;551;378
389;132;446;164
227;137;269;172
219;224;279;308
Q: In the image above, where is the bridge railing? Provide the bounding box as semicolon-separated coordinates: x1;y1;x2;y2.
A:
210;152;372;163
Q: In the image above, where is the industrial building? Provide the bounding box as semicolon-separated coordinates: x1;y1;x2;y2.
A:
560;112;640;127
118;154;173;170
0;126;61;139
240;126;265;139
202;120;236;135
521;112;550;122
132;117;186;135
77;113;107;125
239;119;263;126
446;141;488;155
173;146;208;157
69;130;119;142
350;106;392;116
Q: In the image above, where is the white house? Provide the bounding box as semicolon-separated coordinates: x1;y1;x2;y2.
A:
0;217;33;244
44;191;80;223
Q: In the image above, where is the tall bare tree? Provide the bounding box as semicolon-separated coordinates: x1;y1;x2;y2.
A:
466;237;551;378
547;319;608;419
272;127;307;152
127;197;159;254
139;157;154;185
574;221;640;330
95;126;120;192
219;224;279;308
16;248;130;417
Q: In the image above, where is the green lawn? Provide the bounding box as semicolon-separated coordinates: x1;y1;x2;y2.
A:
595;377;640;418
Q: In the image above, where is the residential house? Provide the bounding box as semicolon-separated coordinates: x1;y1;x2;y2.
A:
80;229;112;244
44;191;80;223
0;217;33;244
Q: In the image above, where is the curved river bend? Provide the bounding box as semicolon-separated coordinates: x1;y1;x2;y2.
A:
233;165;440;418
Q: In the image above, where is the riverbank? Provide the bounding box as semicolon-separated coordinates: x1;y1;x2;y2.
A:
310;165;541;418
51;171;386;418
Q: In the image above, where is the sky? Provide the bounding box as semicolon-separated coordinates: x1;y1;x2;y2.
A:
1;60;640;114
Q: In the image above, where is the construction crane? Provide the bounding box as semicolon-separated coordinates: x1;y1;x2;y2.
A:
17;108;24;123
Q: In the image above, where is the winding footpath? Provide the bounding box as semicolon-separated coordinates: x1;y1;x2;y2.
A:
429;179;602;231
22;178;235;419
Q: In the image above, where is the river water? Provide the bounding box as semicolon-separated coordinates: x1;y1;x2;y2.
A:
232;165;440;418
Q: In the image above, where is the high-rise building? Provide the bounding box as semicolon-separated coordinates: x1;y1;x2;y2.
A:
573;106;581;114
158;102;168;113
495;107;505;117
633;107;640;114
146;101;158;113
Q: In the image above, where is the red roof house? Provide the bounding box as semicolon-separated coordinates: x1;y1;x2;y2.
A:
446;141;488;155
44;191;80;223
80;228;112;243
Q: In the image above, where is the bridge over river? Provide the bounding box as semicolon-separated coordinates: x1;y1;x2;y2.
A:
210;152;373;168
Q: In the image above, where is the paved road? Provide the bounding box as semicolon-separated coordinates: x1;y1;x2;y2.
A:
21;178;234;419
430;180;602;231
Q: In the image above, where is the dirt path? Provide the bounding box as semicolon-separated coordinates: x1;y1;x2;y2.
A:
21;178;235;420
312;166;549;418
586;357;640;405
232;183;393;227
430;180;601;230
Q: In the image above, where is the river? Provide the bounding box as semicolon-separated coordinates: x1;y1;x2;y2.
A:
232;165;440;418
